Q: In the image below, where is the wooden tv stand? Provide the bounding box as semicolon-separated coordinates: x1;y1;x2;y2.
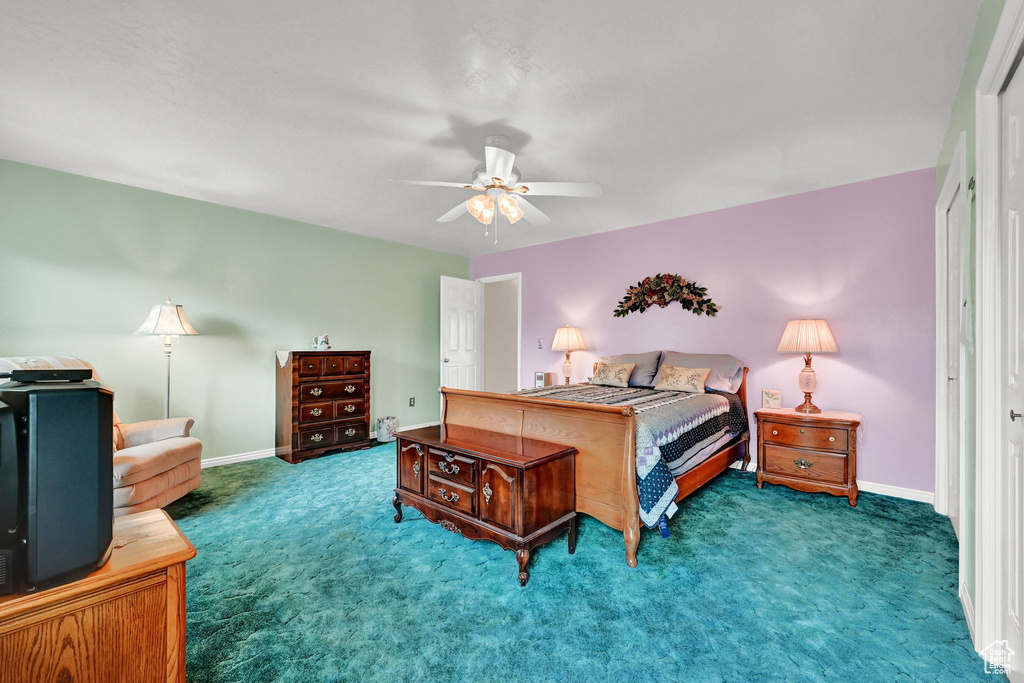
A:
0;509;196;683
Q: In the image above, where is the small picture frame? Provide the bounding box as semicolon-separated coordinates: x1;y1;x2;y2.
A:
534;372;548;388
762;389;782;409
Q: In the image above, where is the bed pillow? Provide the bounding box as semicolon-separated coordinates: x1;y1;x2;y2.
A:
591;362;637;388
598;351;661;387
654;366;711;393
652;352;744;393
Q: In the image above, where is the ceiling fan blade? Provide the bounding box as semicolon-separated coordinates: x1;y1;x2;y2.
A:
484;145;516;185
515;197;551;226
436;202;468;223
518;181;603;198
391;179;475;189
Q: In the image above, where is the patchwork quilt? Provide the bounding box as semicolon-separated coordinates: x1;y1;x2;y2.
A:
513;385;748;528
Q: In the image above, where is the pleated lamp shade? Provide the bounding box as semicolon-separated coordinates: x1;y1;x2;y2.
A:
551;326;586;352
135;299;200;337
777;319;838;354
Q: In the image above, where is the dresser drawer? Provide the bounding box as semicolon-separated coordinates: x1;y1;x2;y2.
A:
299;380;365;402
298;426;334;450
428;476;475;516
335;422;368;443
345;356;366;374
321;356;347;376
334;399;365;419
762;421;848;451
298;401;333;423
763;445;846;484
298;356;322;377
427;448;476;485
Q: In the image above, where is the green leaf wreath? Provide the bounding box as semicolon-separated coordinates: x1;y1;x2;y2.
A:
613;273;719;318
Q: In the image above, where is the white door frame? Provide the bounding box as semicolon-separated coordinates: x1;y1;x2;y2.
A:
476;272;522;389
935;130;969;518
975;0;1024;655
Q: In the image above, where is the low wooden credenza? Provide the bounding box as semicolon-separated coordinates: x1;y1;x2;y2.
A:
0;509;196;683
392;425;576;586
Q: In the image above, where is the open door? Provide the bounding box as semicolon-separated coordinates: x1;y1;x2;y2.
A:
440;276;484;390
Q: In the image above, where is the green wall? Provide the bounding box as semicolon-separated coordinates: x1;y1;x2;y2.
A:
0;158;468;459
934;0;1006;606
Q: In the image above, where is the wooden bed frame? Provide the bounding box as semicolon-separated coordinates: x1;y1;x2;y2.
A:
439;368;749;567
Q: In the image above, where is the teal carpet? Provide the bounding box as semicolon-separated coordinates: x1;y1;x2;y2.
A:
167;442;989;682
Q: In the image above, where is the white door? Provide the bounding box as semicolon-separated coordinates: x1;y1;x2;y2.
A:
440;276;484;390
947;183;965;538
999;63;1024;681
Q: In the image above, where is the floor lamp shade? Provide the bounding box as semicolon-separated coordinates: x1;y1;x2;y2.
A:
777;319;837;414
135;299;200;419
552;325;586;385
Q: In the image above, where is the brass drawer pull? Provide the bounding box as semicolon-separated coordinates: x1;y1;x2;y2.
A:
794;458;812;469
307;364;315;370
344;404;356;413
483;482;493;504
438;461;460;475
829;436;835;442
345;385;357;393
310;408;323;417
310;387;323;397
772;430;778;436
413;461;420;479
799;429;805;434
344;428;357;437
438;488;460;503
310;433;324;443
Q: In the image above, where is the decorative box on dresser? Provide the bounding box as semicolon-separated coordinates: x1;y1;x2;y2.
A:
392;425;576;586
276;350;371;463
0;510;195;683
754;408;861;506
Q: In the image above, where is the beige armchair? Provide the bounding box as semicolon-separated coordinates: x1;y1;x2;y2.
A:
0;356;202;517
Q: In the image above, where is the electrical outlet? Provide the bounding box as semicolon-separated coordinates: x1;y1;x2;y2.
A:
538;338;543;349
409;397;415;407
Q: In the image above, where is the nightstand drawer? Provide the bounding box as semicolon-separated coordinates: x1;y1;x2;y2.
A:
763;445;846;484
428;476;475;515
427;448;476;485
762;421;848;451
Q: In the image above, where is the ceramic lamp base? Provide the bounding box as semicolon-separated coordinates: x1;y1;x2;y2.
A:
562;359;572;385
795;356;821;413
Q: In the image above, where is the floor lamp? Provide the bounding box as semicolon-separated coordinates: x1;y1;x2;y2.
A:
135;298;200;419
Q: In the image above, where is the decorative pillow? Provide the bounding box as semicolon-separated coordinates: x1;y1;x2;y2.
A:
599;351;661;387
654;366;711;393
652;352;744;393
591;362;637;388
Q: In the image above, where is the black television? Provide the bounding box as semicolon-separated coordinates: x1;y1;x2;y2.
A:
0;374;114;595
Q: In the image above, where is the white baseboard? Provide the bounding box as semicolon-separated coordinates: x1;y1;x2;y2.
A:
858;480;934;504
960;581;978;648
200;421;441;469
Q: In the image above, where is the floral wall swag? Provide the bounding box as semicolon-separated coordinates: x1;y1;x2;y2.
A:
613;273;719;318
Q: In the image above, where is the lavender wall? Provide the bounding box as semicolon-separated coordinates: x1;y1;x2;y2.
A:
471;168;936;492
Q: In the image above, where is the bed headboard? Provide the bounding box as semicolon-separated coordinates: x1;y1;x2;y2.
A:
591;361;748;416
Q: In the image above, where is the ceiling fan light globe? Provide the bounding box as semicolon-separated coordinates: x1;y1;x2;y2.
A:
466;194;488;218
507;206;524;224
497;193;519;216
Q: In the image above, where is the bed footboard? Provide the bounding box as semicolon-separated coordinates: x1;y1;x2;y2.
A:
440;388;643;566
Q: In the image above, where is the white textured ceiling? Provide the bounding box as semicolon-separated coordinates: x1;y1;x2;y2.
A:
0;1;980;257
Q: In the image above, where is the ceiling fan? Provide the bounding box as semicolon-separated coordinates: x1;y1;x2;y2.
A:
394;135;602;242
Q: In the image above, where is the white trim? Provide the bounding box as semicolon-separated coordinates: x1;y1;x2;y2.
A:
975;0;1024;654
201;448;276;469
962;580;978;645
934;131;968;517
200;421;442;469
857;480;934;505
477;272;523;390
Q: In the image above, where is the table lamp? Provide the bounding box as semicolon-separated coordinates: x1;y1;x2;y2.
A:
777;319;838;414
551;325;586;385
135;298;200;419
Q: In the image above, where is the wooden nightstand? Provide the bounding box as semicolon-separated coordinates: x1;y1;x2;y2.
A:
754;408;861;506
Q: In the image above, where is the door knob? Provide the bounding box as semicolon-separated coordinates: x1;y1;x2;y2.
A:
443;358;450;363
1012;409;1022;422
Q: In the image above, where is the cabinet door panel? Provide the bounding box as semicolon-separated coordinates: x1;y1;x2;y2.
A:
398;441;425;494
479;463;517;532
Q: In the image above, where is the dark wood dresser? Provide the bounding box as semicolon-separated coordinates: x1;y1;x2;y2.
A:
392;425;576;586
276;350;371;463
754;408;860;506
